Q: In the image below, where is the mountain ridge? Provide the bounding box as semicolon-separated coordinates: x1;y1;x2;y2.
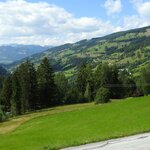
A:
0;44;52;64
6;26;150;76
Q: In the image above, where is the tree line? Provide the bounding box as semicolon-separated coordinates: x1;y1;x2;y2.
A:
0;57;150;121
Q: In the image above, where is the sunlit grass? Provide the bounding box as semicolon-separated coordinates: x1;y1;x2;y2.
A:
0;96;150;150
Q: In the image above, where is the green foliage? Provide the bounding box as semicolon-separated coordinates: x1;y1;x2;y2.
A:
0;106;5;122
119;69;137;97
84;83;92;102
0;76;12;112
95;87;110;104
0;76;5;91
0;58;57;116
0;66;7;92
37;57;56;107
55;72;68;103
0;57;147;119
18;61;37;112
140;67;150;95
94;63;120;98
11;70;21;115
65;87;80;104
76;64;94;98
76;64;88;96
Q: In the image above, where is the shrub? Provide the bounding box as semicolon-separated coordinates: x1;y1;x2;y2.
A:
95;87;110;104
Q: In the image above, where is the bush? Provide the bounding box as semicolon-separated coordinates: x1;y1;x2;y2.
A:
95;87;110;104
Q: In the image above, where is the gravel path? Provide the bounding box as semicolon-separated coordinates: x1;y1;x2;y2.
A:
62;133;150;150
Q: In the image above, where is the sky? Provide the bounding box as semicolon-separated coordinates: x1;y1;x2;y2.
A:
0;0;150;46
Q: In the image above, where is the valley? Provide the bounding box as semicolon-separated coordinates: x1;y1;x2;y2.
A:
5;26;150;77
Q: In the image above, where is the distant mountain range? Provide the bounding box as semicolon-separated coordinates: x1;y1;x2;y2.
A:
5;26;150;77
0;44;52;64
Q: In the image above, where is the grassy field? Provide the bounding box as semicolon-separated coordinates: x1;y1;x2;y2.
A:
0;96;150;150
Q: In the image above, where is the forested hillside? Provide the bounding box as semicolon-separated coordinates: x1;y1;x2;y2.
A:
7;26;150;77
1;56;150;120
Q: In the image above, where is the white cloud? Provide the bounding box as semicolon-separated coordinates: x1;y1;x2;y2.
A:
123;0;150;29
0;0;149;46
0;0;120;46
136;1;150;19
130;0;150;18
104;0;122;15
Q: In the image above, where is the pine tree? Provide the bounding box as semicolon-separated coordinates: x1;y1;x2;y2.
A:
76;64;88;96
19;61;37;113
55;72;68;103
28;62;37;110
0;76;12;112
109;65;120;98
37;57;56;107
85;64;94;100
18;61;37;112
19;62;30;113
95;63;107;90
11;70;21;115
94;63;120;99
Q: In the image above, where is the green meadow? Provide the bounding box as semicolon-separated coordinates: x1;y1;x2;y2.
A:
1;96;150;150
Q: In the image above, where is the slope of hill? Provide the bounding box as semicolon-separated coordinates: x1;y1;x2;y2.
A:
7;26;150;76
0;44;52;64
0;96;150;150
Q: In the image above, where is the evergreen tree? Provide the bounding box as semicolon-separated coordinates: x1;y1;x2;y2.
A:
76;64;88;96
109;65;120;98
18;62;29;113
86;64;94;100
55;72;68;103
0;76;12;112
65;86;80;104
0;76;5;91
76;64;94;102
119;69;136;97
28;62;38;110
18;61;37;112
11;70;21;115
37;57;56;107
94;63;120;99
141;68;150;95
94;63;110;89
0;66;7;92
94;64;102;90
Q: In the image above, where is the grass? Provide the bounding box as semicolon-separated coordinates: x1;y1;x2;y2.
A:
1;96;150;150
0;103;92;134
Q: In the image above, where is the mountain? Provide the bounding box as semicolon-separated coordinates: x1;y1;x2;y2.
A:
0;44;52;64
6;26;150;77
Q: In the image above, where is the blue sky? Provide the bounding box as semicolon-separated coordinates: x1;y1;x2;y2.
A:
0;0;149;45
26;0;136;19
